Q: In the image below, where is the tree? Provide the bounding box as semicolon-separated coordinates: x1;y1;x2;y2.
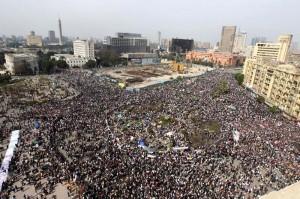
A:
234;73;244;85
96;49;123;67
0;52;5;65
56;60;69;69
24;60;33;75
0;72;11;84
37;51;56;74
192;60;214;67
83;60;97;69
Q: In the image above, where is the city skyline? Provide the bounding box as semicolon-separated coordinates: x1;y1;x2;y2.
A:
0;0;299;45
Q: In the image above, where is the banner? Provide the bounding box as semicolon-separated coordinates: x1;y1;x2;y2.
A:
0;130;20;191
233;130;240;143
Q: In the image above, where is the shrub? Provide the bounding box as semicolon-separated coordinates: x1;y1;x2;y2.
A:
256;96;265;104
0;72;11;84
268;106;279;113
176;76;184;81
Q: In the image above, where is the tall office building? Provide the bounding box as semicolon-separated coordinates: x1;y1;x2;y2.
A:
251;37;267;46
48;30;56;43
73;39;95;58
169;38;194;53
277;34;293;63
104;33;148;54
233;31;247;54
158;31;161;49
219;26;236;53
58;18;63;45
252;34;293;63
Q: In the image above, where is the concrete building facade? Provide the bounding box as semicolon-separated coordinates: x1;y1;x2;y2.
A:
243;58;300;120
4;53;38;74
219;26;236;53
73;39;95;58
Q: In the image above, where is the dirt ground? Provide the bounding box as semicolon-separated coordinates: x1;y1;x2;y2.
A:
99;64;214;89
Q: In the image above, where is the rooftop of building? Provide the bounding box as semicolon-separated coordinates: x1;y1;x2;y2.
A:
52;54;75;58
51;54;95;60
276;64;300;75
246;58;300;75
121;52;158;59
73;39;93;42
117;33;142;38
5;53;37;58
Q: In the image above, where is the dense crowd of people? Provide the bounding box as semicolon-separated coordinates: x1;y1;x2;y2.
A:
1;69;299;198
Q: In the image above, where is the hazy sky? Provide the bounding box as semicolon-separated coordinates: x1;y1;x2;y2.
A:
0;0;299;45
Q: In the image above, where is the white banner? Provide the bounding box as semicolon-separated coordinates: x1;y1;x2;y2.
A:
0;130;20;191
233;130;240;143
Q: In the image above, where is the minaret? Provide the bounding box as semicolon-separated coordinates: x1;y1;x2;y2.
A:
58;18;63;45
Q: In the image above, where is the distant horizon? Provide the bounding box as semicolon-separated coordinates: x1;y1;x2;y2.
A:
0;0;299;47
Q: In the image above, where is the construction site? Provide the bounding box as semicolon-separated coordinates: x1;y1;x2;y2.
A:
99;62;214;89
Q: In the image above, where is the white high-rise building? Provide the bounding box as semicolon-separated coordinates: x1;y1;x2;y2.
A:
233;31;247;54
73;39;95;58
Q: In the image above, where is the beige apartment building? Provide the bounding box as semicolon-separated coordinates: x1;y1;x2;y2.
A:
252;34;292;63
243;58;300;120
26;31;43;47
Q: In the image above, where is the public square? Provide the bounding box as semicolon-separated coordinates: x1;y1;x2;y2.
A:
0;68;299;198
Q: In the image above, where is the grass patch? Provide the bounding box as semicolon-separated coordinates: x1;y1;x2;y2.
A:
184;120;220;147
158;115;176;126
202;121;221;133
